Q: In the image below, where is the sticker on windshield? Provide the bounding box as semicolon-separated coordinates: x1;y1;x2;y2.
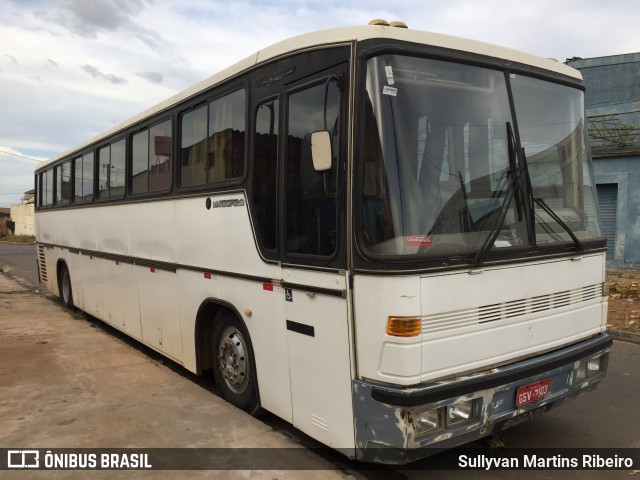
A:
383;86;397;97
406;235;432;247
494;240;512;248
385;65;395;85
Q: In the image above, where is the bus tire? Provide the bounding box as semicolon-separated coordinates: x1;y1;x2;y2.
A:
59;264;74;309
211;311;259;413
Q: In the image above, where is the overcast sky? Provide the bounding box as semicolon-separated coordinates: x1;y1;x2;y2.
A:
1;0;639;207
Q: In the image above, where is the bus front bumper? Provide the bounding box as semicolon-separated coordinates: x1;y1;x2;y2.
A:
352;333;612;464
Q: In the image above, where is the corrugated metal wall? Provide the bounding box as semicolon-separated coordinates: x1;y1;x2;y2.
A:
596;183;618;260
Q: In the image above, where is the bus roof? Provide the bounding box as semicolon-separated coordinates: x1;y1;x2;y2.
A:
39;24;581;169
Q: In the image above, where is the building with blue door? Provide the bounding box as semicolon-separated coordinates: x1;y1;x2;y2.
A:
567;54;640;268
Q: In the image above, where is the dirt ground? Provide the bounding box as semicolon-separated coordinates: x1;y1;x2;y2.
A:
606;269;640;334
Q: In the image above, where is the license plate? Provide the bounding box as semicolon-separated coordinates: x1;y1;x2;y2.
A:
515;379;550;407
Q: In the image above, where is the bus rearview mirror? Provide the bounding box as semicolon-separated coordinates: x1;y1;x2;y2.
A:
310;130;332;172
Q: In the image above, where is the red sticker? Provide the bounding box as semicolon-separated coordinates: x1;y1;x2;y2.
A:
263;283;274;291
406;235;433;247
150;268;156;273
204;273;212;279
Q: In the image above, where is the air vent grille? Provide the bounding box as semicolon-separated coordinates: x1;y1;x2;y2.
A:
37;244;47;283
423;284;601;333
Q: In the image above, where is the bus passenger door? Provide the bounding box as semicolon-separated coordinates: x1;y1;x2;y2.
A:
281;268;351;449
281;64;354;450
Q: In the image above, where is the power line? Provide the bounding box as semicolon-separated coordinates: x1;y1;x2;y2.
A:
0;157;39;167
0;150;42;163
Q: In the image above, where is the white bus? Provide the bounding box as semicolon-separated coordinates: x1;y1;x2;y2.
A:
35;21;612;463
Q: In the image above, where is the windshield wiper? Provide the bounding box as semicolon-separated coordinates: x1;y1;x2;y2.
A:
474;123;521;267
518;146;585;252
473;169;520;267
474;123;584;266
532;197;585;251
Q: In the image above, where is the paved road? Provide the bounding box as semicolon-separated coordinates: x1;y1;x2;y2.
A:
0;243;38;285
0;272;342;480
1;245;638;478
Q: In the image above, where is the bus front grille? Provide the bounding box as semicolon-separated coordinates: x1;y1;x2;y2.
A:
422;284;601;333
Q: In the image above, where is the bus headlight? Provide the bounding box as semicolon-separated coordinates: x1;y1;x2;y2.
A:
575;355;603;384
587;356;602;376
575;363;587;383
411;399;479;439
447;399;477;426
413;408;443;437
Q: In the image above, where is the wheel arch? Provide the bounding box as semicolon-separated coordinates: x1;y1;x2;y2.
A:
194;298;247;374
194;297;262;414
56;258;69;297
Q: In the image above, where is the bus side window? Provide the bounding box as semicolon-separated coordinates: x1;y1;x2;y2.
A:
42;169;53;206
110;139;126;197
55;161;71;206
208;90;245;183
98;139;126;199
253;98;279;251
131;130;149;194
180;105;208;187
74;153;94;203
149;120;172;191
131;120;172;194
286;78;340;256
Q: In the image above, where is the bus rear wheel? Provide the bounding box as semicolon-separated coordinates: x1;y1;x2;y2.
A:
211;311;259;413
60;264;74;308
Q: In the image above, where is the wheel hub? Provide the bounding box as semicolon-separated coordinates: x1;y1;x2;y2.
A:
217;326;249;394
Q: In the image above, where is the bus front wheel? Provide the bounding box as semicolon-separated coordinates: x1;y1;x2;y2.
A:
211;311;259;413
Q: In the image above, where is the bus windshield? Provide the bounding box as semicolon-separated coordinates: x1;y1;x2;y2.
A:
360;54;601;259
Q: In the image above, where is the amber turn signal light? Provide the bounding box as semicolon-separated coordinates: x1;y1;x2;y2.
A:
386;316;421;337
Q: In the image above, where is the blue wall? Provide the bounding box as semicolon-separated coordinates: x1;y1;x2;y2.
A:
568;53;640;132
568;54;640;268
593;156;640;268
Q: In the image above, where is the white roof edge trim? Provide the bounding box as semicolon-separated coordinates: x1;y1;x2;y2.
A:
39;25;582;169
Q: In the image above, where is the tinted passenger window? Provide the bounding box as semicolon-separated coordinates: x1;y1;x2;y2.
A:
208;90;245;182
42;169;53;206
180;90;246;187
286;80;340;256
131;130;149;194
253;98;279;251
131;120;172;194
98;139;126;199
110;139;126;197
149;120;172;191
74;153;94;203
55;161;71;205
180;105;208;186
